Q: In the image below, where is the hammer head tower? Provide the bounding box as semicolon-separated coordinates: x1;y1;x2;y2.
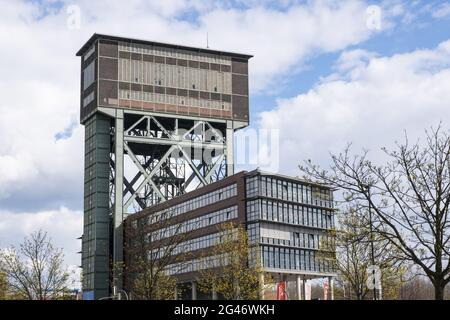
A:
77;34;252;299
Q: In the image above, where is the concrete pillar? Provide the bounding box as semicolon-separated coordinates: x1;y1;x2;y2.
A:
302;277;307;300
329;277;334;300
192;281;197;300
296;275;302;300
113;109;124;290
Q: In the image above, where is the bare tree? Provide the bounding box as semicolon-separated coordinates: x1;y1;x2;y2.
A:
124;208;194;300
0;230;70;300
320;207;405;300
301;126;450;299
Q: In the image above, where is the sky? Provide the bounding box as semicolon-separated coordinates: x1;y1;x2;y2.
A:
0;0;450;288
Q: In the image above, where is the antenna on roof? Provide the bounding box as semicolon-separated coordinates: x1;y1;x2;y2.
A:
206;32;209;48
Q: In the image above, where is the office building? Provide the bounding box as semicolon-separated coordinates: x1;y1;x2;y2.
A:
124;170;336;300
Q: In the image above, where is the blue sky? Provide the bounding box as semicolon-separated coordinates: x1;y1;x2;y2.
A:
1;0;450;285
251;0;450;116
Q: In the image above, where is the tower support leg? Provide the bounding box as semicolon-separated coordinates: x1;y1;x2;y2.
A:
113;110;124;290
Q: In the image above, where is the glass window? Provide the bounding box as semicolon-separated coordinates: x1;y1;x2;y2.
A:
83;61;95;90
83;91;94;107
269;247;274;268
261;200;267;220
263;247;269;267
310;251;315;271
309;234;315;248
280;248;285;269
300;250;305;270
274;247;280;268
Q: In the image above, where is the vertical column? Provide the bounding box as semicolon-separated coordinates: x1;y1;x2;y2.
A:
82;114;111;300
212;285;218;300
296;275;302;300
302;276;307;300
329;277;334;300
113;109;124;290
192;281;197;300
226;121;234;176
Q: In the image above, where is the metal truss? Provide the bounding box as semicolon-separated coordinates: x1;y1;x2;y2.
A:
102;108;238;291
110;113;230;215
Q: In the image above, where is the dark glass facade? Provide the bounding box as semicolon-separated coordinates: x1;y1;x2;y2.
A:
123;170;336;297
245;172;335;275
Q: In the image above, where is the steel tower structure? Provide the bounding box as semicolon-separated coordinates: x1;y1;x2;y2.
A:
76;34;252;299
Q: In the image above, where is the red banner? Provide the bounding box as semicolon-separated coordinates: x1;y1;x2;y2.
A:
277;281;287;300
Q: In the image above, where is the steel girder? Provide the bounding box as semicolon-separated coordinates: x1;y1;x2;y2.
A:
111;113;231;214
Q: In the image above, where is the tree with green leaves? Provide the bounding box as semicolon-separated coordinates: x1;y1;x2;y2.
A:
0;269;8;300
197;222;267;300
0;230;70;300
301;126;450;299
124;209;193;300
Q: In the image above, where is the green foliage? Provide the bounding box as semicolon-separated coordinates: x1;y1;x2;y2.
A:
131;264;176;300
0;270;8;300
0;230;70;300
124;219;183;300
197;222;264;300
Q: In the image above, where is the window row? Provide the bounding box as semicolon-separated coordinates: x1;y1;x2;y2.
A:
246;175;334;208
246;199;334;229
165;253;228;276
136;184;237;227
261;245;333;273
261;232;323;250
151;229;237;260
119;90;231;111
118;59;232;93
118;42;231;65
148;206;238;242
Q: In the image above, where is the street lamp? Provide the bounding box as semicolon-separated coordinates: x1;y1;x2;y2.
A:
98;287;130;300
113;286;129;300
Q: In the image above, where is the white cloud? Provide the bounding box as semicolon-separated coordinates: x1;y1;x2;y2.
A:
331;49;379;79
432;2;450;19
259;39;450;175
65;0;379;92
197;1;376;92
0;0;380;208
0;0;400;275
